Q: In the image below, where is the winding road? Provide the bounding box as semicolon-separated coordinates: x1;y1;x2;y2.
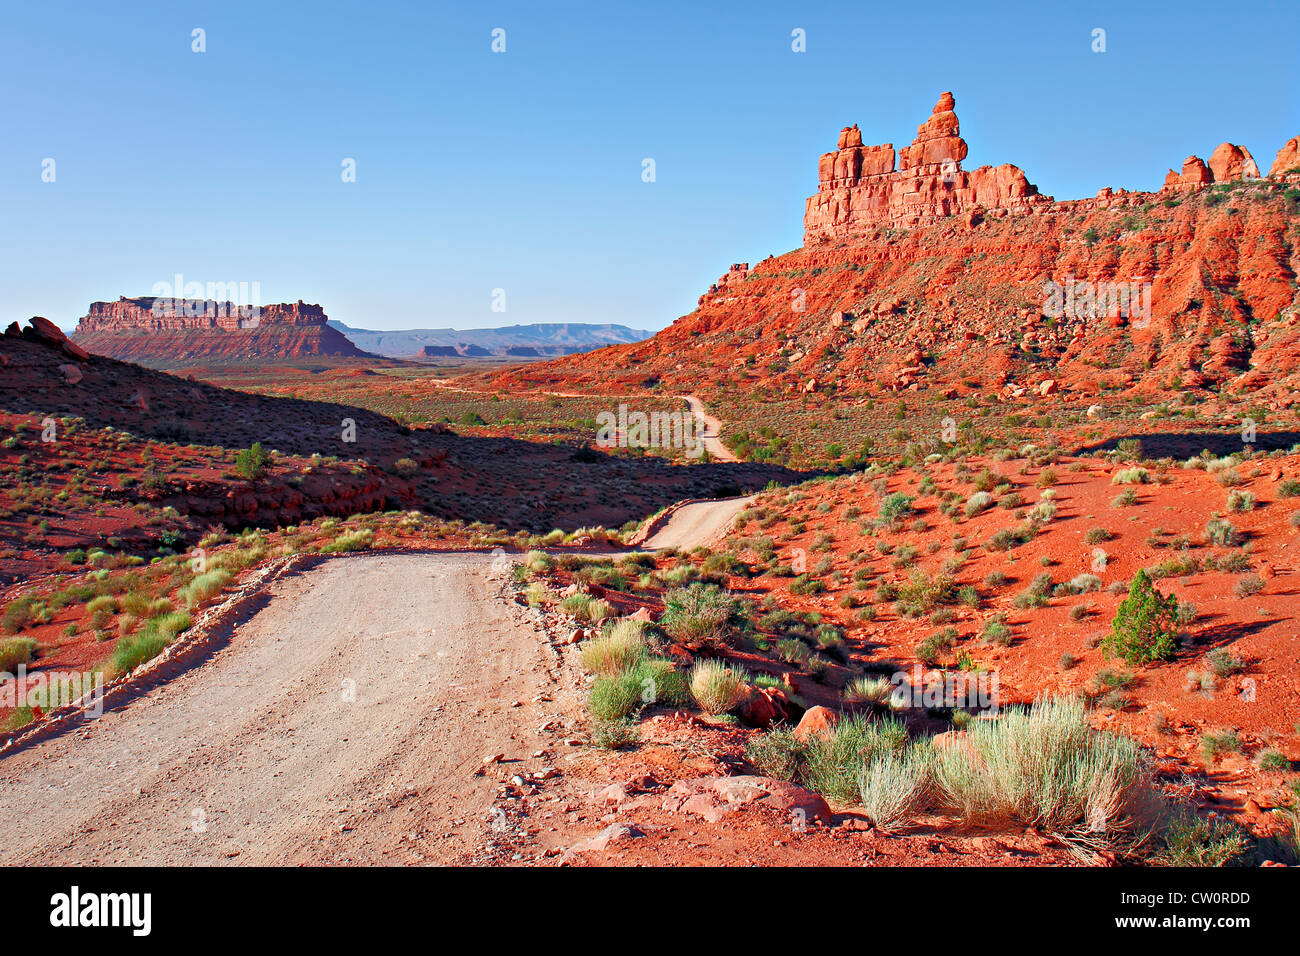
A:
0;496;757;864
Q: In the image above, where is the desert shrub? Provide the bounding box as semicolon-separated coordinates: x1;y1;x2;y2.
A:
1226;489;1256;513
1160;811;1250;866
1;596;51;635
1233;574;1264;597
523;582;552;606
964;491;994;517
802;714;909;805
580;618;648;676
634;657;690;706
915;631;955;665
932;696;1162;853
1112;467;1150;485
689;659;748;715
980;618;1012;646
1205;648;1244;678
746;726;805;781
1103;570;1178;665
894;569;956;617
1013;572;1055;609
320;528;374;553
878;492;914;520
0;636;39;674
1278;479;1300;498
1061;573;1103;595
589;715;640;749
178;569;232;608
234;442;272;481
661;583;736;647
844;675;895;707
1200;728;1243;760
108;611;192;677
1085;527;1114;545
587;670;644;721
1035;467;1058;489
1205;518;1241;547
857;745;933;832
1110;488;1139;508
1256;748;1289;772
789;574;826;595
85;594;119;628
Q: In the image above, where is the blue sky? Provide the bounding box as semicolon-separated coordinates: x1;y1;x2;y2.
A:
2;0;1296;333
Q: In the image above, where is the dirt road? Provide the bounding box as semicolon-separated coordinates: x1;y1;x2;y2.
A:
639;495;755;551
0;552;577;865
682;394;737;462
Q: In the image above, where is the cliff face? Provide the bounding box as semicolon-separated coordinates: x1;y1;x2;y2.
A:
71;297;368;366
484;93;1300;412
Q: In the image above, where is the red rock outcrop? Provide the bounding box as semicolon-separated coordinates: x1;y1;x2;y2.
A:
1271;136;1300;177
804;92;1051;240
71;297;369;366
1208;142;1260;182
1163;155;1214;191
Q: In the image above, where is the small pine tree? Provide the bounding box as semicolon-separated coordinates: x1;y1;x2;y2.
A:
234;442;272;481
1105;569;1179;665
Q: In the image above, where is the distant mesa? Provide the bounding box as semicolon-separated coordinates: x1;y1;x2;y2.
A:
331;321;653;359
71;296;368;366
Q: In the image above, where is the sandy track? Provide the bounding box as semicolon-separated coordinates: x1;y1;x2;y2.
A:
641;495;755;551
681;394;737;462
0;552;571;866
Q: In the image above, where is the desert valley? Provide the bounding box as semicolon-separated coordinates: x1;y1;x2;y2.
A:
4;77;1300;882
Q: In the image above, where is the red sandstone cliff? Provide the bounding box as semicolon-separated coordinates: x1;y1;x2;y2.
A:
71;297;370;366
480;93;1300;412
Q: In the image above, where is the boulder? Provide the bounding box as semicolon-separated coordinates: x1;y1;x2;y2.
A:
737;685;794;729
793;705;839;742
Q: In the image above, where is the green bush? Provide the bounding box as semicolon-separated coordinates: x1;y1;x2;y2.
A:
878;493;914;520
1103;570;1178;665
802;714;908;805
108;611;192;676
857;745;933;832
234;442;272;481
178;569;232;608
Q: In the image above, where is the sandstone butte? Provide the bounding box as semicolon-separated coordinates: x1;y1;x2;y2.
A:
485;92;1300;410
71;296;368;366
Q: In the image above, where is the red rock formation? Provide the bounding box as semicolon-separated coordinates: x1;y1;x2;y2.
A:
804;92;1051;241
1271;136;1300;177
1208;142;1260;182
71;297;368;366
1164;155;1214;191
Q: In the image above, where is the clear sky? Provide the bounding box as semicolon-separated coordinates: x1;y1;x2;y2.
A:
2;0;1296;334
